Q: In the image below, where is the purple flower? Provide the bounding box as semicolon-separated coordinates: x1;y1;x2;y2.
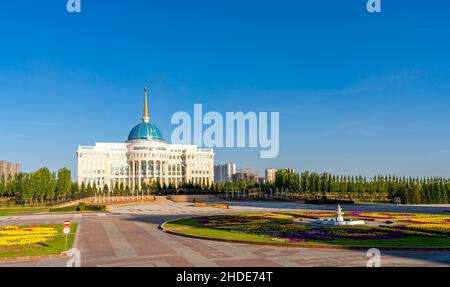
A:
399;219;428;224
392;225;406;229
286;233;334;242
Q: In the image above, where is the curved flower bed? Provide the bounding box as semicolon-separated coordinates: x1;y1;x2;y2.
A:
277;211;450;236
393;224;450;235
163;213;450;248
353;213;450;236
234;223;442;242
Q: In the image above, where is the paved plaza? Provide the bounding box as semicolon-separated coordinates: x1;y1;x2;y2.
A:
1;200;450;267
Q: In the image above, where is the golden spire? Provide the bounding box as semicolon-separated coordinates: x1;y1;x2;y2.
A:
143;86;149;123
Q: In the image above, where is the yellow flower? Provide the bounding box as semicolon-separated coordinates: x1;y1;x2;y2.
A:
0;226;57;247
243;213;293;219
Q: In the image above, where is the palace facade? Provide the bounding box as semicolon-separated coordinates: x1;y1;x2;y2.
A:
76;87;215;190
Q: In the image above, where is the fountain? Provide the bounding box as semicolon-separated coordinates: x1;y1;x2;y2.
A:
312;205;366;226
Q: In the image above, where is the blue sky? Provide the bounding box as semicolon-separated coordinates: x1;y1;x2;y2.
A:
1;0;450;178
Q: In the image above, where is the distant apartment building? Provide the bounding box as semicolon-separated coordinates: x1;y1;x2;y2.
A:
0;161;20;179
214;163;236;183
265;168;277;184
232;169;259;183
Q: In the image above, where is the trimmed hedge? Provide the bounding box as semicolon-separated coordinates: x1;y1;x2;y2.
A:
50;203;107;213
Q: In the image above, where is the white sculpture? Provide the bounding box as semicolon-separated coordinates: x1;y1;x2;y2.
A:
312;205;365;226
336;204;344;222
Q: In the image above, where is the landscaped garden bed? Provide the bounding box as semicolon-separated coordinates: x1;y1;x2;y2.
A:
0;224;77;258
194;203;230;209
162;212;450;248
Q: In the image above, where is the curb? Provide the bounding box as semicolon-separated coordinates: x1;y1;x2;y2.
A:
72;219;82;249
0;253;67;263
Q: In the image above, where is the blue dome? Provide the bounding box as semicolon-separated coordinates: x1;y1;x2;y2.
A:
128;122;164;141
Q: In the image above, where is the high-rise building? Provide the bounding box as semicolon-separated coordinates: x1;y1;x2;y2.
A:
77;87;215;190
214;163;236;183
232;168;259;183
265;168;277;184
0;161;20;179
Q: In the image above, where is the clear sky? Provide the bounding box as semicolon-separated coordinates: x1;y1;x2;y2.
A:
1;0;450;178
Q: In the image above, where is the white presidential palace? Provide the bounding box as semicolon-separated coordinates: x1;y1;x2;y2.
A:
76;87;215;190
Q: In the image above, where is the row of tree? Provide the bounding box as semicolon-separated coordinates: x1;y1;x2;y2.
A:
2;167;450;204
274;169;450;204
84;180;266;195
0;168;74;202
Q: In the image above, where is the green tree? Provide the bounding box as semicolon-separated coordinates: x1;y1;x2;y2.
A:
71;182;80;194
32;167;56;203
80;182;87;193
103;184;109;195
20;173;34;200
56;168;72;197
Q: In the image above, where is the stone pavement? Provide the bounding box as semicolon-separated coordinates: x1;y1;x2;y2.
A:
109;200;450;216
76;215;450;267
1;201;450;267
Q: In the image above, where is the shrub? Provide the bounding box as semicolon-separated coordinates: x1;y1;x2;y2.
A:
50;206;77;212
50;204;107;213
78;202;86;211
85;205;107;211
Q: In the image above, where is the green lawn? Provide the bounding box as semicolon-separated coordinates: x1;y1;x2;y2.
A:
172;227;450;247
0;224;77;258
328;237;450;247
163;218;205;229
0;208;48;217
175;228;279;243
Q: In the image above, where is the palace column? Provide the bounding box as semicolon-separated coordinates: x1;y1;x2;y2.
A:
164;161;167;186
162;161;165;186
145;160;149;183
131;161;135;191
142;160;146;186
165;161;169;187
151;160;154;183
160;161;164;186
127;161;130;189
137;160;141;191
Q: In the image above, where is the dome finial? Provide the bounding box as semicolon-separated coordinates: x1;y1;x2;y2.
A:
143;86;149;123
